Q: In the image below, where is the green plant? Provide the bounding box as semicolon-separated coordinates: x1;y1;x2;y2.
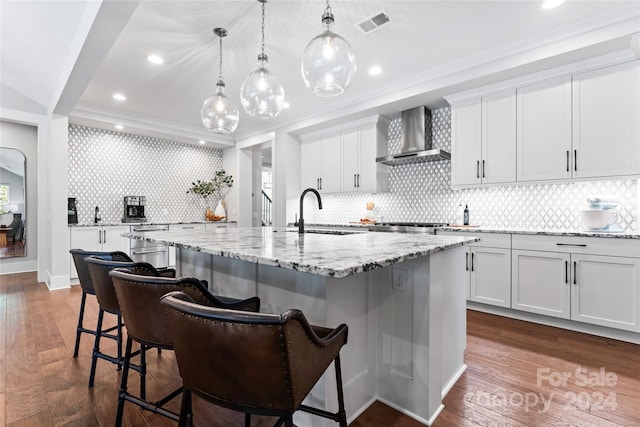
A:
187;170;234;200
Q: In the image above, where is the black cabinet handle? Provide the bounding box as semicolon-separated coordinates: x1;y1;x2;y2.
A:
476;161;480;179
103;230;107;244
98;229;102;244
566;150;570;172
357;174;360;187
354;174;357;188
556;243;587;247
471;253;475;272
465;252;469;271
574;150;577;172
565;260;568;284
319;178;322;190
482;160;485;178
573;261;577;285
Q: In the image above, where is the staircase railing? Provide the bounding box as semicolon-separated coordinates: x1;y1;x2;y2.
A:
262;190;272;226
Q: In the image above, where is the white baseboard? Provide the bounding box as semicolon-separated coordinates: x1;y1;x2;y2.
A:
47;271;71;290
0;260;37;275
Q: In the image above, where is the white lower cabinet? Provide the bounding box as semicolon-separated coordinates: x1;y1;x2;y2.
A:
512;250;571;319
511;235;640;333
70;225;131;279
438;231;511;308
571;254;640;332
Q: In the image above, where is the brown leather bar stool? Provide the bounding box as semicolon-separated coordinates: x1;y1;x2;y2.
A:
85;257;175;389
161;291;349;427
69;249;133;359
110;268;261;427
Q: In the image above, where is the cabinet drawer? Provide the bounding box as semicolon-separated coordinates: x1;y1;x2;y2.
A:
438;231;511;249
512;234;640;258
169;223;206;232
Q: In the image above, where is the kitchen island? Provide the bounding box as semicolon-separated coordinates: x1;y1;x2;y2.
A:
124;226;478;426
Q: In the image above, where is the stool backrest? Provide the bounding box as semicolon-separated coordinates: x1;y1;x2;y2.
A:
70;249;132;295
161;291;347;414
86;257;171;315
110;269;260;349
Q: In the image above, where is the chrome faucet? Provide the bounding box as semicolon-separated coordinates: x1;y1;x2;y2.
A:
299;188;322;234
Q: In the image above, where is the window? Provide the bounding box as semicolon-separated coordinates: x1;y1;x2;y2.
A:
0;184;8;213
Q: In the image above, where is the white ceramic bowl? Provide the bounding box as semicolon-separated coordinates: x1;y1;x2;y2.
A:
579;209;618;230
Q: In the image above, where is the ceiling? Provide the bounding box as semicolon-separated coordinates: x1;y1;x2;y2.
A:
2;1;640;148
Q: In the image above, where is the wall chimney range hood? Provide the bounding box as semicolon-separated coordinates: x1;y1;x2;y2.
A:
376;106;451;166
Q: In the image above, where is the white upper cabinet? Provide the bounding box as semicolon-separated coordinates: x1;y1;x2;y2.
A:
482;91;516;184
451;101;481;186
300;116;389;194
300;138;321;191
451;91;517;187
572;61;640;179
516;77;572;182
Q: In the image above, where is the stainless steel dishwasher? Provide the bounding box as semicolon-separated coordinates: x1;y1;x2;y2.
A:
130;224;169;268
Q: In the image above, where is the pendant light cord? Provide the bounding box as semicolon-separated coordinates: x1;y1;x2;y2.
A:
261;0;266;58
218;35;223;84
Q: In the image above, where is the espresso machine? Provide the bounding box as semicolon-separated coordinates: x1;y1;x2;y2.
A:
123;196;147;223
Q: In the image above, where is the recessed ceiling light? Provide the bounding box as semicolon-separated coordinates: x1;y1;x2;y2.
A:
283;102;291;109
542;0;564;9
198;140;206;145
147;54;164;64
114;124;124;130
112;93;126;101
368;66;382;76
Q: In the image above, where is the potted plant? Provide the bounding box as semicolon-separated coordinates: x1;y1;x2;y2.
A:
187;170;233;221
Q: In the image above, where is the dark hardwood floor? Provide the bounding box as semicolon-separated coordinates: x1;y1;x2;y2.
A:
1;272;639;426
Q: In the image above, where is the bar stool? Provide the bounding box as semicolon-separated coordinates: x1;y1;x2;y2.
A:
85;257;175;389
110;268;261;427
69;249;132;359
161;291;349;427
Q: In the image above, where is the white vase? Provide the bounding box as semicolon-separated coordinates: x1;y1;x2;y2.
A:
214;200;226;219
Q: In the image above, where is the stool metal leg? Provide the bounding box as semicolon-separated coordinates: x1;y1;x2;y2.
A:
73;291;88;357
178;388;192;427
116;314;123;370
88;308;104;387
334;355;348;427
116;336;134;427
140;344;147;400
245;413;251;427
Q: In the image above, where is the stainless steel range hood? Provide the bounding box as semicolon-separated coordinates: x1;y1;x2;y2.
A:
376;106;451;166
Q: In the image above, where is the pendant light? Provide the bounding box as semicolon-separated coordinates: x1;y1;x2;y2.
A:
240;0;286;119
301;0;356;97
201;27;240;134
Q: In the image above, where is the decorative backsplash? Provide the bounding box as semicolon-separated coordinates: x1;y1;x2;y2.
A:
68;125;224;224
308;107;638;231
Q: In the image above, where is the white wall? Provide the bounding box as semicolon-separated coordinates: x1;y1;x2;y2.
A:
0;120;38;274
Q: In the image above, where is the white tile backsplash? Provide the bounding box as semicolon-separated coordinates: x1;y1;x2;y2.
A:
308;107;638;231
68;125;224;224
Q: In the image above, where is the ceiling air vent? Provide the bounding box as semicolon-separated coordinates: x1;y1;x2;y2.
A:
357;12;391;34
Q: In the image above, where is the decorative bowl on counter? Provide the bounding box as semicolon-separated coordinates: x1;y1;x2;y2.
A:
579;209;618;230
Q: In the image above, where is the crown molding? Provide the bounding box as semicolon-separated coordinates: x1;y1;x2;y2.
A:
70;103;235;148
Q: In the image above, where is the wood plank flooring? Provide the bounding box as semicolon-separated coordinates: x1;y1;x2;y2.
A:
1;271;639;426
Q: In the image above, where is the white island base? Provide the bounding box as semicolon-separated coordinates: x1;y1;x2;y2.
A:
176;246;467;426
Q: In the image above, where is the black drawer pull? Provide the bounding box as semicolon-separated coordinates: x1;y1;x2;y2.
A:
556;243;587;247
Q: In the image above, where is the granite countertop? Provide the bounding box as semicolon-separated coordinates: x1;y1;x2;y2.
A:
70;221;236;227
438;226;640;239
123;226;478;278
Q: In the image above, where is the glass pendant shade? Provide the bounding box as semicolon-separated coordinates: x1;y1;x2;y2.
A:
201;27;239;134
240;54;285;119
201;81;239;134
301;9;356;97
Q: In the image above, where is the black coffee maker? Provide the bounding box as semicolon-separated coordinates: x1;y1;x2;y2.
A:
123;196;147;223
68;198;78;224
